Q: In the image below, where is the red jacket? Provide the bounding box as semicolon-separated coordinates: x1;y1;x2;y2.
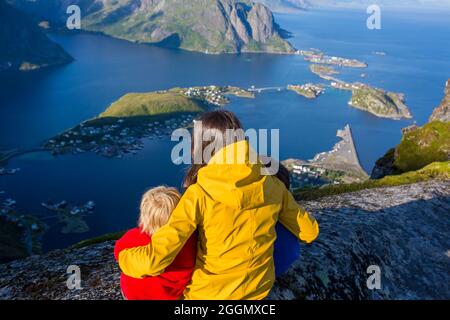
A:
114;228;196;300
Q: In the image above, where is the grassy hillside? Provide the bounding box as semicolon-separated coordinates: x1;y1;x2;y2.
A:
99;90;208;118
394;121;450;172
295;161;449;201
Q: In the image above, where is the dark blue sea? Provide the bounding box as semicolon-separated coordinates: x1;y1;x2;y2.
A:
1;8;449;274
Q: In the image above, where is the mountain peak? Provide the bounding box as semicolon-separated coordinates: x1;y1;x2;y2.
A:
8;0;295;54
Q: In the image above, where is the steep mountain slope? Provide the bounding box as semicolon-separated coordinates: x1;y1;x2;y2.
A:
9;0;295;54
429;78;450;123
0;0;72;72
0;179;448;299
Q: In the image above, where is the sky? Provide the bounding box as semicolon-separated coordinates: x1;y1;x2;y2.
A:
314;0;450;8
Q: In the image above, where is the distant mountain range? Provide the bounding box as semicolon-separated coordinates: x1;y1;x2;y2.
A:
8;0;295;54
258;0;450;12
0;0;72;72
256;0;311;12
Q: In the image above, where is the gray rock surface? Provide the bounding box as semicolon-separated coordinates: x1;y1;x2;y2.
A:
1;180;449;300
269;179;450;299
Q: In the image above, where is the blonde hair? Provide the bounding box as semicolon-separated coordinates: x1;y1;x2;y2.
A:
138;186;181;235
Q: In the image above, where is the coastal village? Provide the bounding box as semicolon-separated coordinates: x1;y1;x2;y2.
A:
45;114;195;158
297;49;368;68
45;86;254;159
283;125;368;190
289;162;344;190
182;85;254;106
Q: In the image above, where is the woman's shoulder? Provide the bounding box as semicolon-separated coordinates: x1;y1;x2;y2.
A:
182;183;207;203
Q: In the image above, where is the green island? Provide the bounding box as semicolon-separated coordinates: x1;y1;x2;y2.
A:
330;81;412;120
309;64;340;80
45;86;254;158
287;83;324;99
349;86;412;119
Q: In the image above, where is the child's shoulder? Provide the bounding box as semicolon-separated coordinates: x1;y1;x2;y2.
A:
114;228;151;260
121;227;151;244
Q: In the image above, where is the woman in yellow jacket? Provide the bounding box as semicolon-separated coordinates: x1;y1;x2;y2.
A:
118;110;319;300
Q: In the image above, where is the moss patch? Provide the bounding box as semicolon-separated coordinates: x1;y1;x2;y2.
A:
394;121;450;172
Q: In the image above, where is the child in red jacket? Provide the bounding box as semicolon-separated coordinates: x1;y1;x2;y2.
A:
114;186;197;300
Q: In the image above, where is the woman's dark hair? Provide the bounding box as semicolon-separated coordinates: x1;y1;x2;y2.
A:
183;110;243;188
275;163;290;190
183;109;291;190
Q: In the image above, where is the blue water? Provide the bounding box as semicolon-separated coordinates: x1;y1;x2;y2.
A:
0;9;449;269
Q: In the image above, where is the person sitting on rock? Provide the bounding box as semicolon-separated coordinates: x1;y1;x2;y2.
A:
114;186;197;300
118;110;319;300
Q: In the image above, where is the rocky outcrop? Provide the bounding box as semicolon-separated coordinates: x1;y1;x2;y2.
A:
0;0;72;72
372;78;450;179
429;78;450;123
370;148;396;179
9;0;294;54
247;3;275;42
1;180;449;300
371;120;450;179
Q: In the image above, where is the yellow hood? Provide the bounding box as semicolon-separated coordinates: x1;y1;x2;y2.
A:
197;140;266;210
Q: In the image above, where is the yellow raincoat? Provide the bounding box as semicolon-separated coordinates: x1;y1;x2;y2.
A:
118;140;319;300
